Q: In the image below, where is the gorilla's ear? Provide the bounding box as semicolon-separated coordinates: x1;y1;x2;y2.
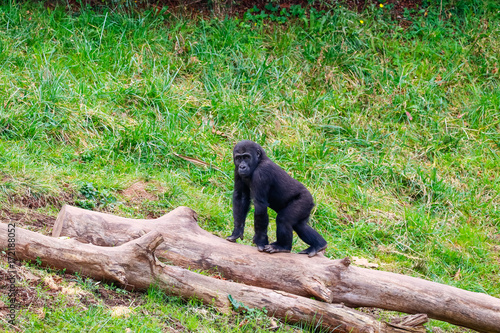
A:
256;148;262;159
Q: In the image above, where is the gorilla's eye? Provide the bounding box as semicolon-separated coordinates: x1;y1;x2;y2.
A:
235;154;251;163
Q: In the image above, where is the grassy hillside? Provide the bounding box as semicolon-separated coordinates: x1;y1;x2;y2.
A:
1;0;499;331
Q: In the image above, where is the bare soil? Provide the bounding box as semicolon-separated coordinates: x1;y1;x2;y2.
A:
121;181;158;202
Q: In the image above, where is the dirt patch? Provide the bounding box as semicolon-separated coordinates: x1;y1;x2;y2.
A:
0;209;56;234
121;181;159;202
96;286;144;307
12;193;54;210
0;256;144;326
9;189;74;210
0;263;60;317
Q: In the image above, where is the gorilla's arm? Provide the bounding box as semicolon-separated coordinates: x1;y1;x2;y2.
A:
251;172;271;251
252;198;270;251
227;174;250;242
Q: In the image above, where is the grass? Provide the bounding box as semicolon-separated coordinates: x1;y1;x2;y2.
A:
1;0;499;331
10;265;284;333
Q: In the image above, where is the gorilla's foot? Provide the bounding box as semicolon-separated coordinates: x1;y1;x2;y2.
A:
299;244;327;257
263;244;291;254
226;234;243;242
256;245;266;252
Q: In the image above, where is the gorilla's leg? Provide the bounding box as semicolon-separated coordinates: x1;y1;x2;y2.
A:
263;213;293;253
253;213;269;251
294;221;327;257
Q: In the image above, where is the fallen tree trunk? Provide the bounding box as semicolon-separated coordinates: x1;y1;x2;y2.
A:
51;205;500;333
0;223;424;333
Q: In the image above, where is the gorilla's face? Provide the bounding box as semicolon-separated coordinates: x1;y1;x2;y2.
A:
233;141;262;178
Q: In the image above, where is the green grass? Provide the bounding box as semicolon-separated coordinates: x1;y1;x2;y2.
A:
1;0;500;331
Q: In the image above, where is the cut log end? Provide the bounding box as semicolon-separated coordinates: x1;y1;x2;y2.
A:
51;204;67;237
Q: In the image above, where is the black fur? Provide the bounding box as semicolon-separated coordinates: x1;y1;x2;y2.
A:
226;140;327;257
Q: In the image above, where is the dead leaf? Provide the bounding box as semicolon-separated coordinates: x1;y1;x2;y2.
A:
111;306;132;318
212;127;229;138
36;308;46;319
174;35;185;55
61;282;87;296
436;74;444;86
43;276;62;291
173;152;210;168
189;56;200;64
352;256;379;268
173;152;223;172
202;116;215;127
454;268;461;281
18;266;41;283
269;318;279;331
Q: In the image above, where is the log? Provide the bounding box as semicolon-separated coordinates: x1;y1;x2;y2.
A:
51;205;500;333
0;223;422;333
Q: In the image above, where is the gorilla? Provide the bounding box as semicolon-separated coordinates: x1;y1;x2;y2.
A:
226;140;327;257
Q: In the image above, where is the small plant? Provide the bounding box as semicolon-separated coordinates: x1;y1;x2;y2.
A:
80;182;99;200
228;294;268;318
76;182;118;210
244;6;268;24
290;4;306;18
75;272;101;293
264;3;279;13
103;283;129;294
244;3;307;24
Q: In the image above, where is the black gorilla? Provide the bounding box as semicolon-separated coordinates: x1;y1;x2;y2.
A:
226;140;327;257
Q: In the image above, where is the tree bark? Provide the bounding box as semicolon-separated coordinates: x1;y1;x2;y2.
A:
0;223;423;333
50;205;500;333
